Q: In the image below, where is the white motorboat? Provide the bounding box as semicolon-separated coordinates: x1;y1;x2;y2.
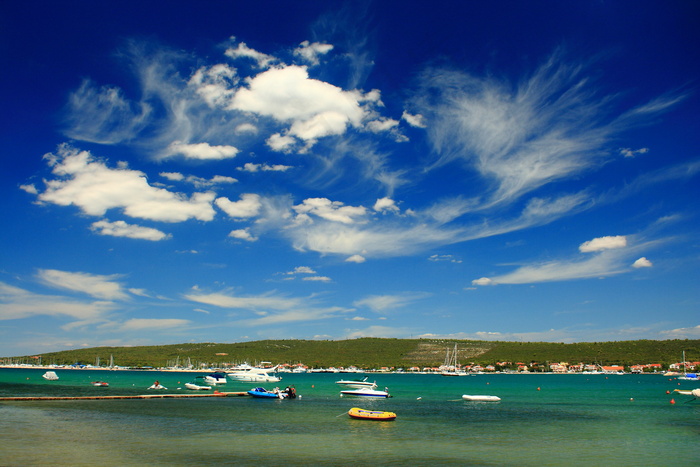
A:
226;363;281;383
340;388;390;398
462;394;501;402
335;377;377;389
42;371;59;381
203;372;227;385
185;382;211;390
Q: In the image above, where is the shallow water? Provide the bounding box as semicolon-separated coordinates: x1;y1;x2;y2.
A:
1;369;698;466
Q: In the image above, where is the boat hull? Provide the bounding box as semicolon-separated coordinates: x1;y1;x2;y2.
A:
348;407;396;421
340;389;390;398
462;394;501;402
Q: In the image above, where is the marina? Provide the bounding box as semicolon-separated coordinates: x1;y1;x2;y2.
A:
0;368;698;466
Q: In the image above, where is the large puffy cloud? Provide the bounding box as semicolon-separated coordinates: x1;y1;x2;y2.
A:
230;65;366;142
38;145;217;222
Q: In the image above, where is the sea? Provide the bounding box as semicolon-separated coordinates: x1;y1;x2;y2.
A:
0;368;698;466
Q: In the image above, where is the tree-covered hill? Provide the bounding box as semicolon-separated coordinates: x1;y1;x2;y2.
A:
3;338;698;370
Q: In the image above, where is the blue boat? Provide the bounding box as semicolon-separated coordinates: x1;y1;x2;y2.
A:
247;386;297;399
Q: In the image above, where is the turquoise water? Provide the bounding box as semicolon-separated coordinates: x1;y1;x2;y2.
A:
1;369;698;466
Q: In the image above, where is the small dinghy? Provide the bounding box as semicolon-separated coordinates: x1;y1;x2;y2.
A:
148;381;167;390
462;394;501;402
92;381;109;387
348;407;396;421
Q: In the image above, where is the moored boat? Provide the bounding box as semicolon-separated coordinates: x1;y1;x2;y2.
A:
42;371;59;381
340;388;390;398
92;381;109;387
203;372;227;385
226;364;281;383
462;394;501;402
348;407;396;421
247;386;296;399
185;382;211;390
335;376;377;389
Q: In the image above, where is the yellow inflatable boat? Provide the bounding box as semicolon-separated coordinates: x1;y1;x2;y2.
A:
347;407;397;421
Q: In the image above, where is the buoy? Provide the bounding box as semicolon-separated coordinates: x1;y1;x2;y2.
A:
537;387;541;391
670;399;675;404
666;390;670;394
630;398;634;401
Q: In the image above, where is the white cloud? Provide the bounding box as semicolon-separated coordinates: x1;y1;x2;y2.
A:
228;229;258;242
302;276;331;282
161;172;237;188
188;63;238;107
660;325;700;339
366;118;399;133
36;269;130;301
266;133;297;152
293;198;367;224
224;41;276;69
119;318;190;331
294;40;334;66
619;147;649;158
354;292;430;312
471;235;664;286
579;235;627;252
401;111;426;128
428;254;462;263
346;255;366;263
185;289;302;311
238;162;293;173
632;257;652;268
287;266;316;275
19;184;38;194
0;282;116;321
63;79;151;144
230;65;366;144
91;220;171;241
163;141;239;160
39;145;217;222
215;193;262;218
413;50;684;207
374;197;399;213
471;277;493;286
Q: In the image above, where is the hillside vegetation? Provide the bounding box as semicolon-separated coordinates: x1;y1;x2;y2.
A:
4;338;699;370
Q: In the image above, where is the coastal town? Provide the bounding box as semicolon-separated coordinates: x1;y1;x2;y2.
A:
1;358;698;375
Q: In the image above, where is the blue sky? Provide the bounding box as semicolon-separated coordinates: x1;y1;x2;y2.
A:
1;1;699;357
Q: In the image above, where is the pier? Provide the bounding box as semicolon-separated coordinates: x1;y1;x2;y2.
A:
0;391;249;401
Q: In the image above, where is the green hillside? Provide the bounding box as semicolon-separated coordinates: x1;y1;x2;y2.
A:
3;338;699;370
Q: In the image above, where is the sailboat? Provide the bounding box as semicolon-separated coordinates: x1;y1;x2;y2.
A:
440;344;468;376
678;351;699;381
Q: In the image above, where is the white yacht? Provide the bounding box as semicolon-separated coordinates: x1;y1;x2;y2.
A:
226;363;281;383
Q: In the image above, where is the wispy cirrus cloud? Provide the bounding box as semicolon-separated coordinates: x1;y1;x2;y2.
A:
36;269;130;301
471;234;661;286
412;49;685;208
